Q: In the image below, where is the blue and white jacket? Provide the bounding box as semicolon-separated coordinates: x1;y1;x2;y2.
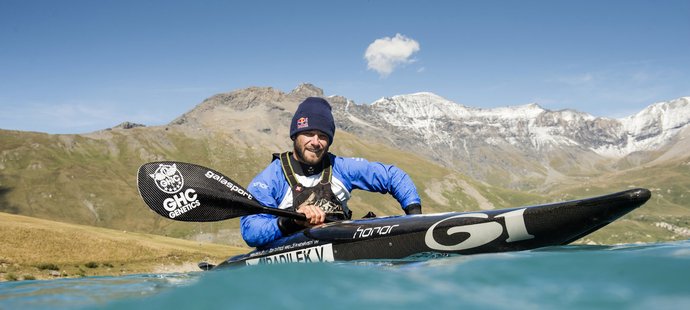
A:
241;153;421;248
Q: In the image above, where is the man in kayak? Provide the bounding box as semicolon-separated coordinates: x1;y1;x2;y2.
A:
241;97;423;248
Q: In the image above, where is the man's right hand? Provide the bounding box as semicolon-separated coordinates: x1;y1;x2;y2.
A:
295;193;326;226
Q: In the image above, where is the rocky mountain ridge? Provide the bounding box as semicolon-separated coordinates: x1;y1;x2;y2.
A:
333;91;690;189
161;83;690;189
355;92;690;157
158;83;690;190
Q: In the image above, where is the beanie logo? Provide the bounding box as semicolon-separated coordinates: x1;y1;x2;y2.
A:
297;117;309;129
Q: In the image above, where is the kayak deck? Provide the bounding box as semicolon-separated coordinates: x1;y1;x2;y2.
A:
211;188;651;268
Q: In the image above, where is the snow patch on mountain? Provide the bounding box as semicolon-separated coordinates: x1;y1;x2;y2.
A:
595;97;690;156
365;93;690;158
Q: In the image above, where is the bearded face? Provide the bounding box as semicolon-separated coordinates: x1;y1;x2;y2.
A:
293;130;329;165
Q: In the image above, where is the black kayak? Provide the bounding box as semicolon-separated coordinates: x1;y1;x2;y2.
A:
211;188;651;269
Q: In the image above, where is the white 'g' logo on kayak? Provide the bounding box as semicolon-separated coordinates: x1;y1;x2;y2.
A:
149;163;184;194
425;209;534;251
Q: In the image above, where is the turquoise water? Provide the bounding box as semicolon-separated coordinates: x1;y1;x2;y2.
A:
2;241;689;309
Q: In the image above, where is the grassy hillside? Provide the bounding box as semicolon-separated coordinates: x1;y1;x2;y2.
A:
1;125;687;247
549;156;690;243
0;212;247;281
0;127;538;242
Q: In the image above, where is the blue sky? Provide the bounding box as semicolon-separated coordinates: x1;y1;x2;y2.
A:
1;0;689;134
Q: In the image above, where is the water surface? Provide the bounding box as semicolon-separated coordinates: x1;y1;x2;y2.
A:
2;241;689;309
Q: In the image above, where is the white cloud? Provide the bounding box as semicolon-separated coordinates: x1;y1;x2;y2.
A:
364;33;420;77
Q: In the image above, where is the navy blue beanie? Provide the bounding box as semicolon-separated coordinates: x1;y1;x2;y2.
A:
290;97;335;144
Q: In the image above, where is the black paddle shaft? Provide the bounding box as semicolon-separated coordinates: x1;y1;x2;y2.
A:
137;161;307;222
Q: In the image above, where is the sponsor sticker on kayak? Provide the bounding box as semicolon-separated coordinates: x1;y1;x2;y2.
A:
424;208;534;251
245;244;335;265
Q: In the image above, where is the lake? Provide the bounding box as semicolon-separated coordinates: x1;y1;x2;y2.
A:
2;240;689;309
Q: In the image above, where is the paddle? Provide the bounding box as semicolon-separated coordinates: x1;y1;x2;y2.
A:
137;161;307;222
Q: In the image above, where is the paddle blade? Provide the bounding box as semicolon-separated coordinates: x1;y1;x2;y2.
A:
137;161;261;222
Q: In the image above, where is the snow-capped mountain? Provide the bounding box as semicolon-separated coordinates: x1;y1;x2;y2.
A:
357;93;690;158
603;97;690;157
328;90;690;188
171;84;690;189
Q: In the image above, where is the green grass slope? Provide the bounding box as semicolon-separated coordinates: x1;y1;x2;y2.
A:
1;126;687;245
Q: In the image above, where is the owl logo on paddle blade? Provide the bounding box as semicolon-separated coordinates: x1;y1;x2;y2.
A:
149;163;184;194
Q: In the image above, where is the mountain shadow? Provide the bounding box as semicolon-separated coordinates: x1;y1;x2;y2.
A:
0;186;19;214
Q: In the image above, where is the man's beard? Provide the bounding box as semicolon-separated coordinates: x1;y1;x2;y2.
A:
293;140;327;165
